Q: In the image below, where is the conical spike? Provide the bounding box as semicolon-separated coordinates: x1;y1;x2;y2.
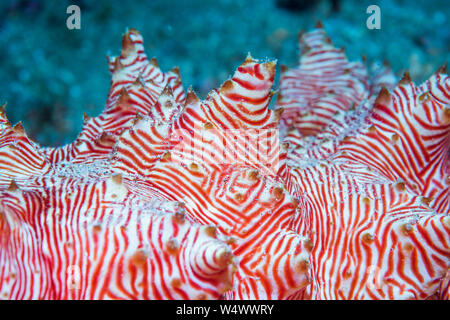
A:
12;122;25;135
97;132;115;146
150;57;159;68
375;87;391;106
276;92;284;102
0;103;6;117
269;89;279;100
437;62;447;74
160;85;174;97
216;249;233;269
170;66;180;77
82;112;91;123
219;80;234;94
263;60;276;74
118;87;131;104
111;173;123;185
297;30;305;42
132;74;145;87
186;88;200;106
302;45;311;55
132;112;145;125
111;57;123;74
7;180;19;192
243;52;255;65
204;225;217;238
399;71;411;85
128;28;141;36
315;20;324;29
121;32;135;58
274;108;284;121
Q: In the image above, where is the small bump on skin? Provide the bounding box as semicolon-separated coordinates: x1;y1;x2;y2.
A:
226;237;237;245
421;197;433;206
437;62;447;74
7;180;19;192
395;181;406;192
164;100;173;108
401;223;413;236
391;134;400;143
171;278;181;288
203;122;213;130
444;108;450;120
368;125;377;133
12;122;25;135
418;92;430;103
149;57;159;67
248;171;260;181
399;71;411;85
173;210;185;224
112;174;123;185
303;239;314;252
274;108;284;121
204;226;217;238
296;259;310;273
131;249;149;268
220;80;234;94
375;87;391;106
343;270;352;279
273;187;284;200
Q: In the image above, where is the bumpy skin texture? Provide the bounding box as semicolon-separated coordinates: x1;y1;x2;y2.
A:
0;29;311;300
0;26;449;300
111;57;312;299
0;30;234;300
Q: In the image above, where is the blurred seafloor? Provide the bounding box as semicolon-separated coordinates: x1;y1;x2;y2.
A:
0;0;449;146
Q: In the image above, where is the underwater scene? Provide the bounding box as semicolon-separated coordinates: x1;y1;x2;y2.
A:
0;0;449;301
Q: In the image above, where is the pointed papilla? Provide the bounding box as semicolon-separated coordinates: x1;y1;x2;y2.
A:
219;80;234;94
121;32;135;58
399;71;412;85
150;57;159;68
186;87;200;106
7;180;19;192
375;86;391;107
